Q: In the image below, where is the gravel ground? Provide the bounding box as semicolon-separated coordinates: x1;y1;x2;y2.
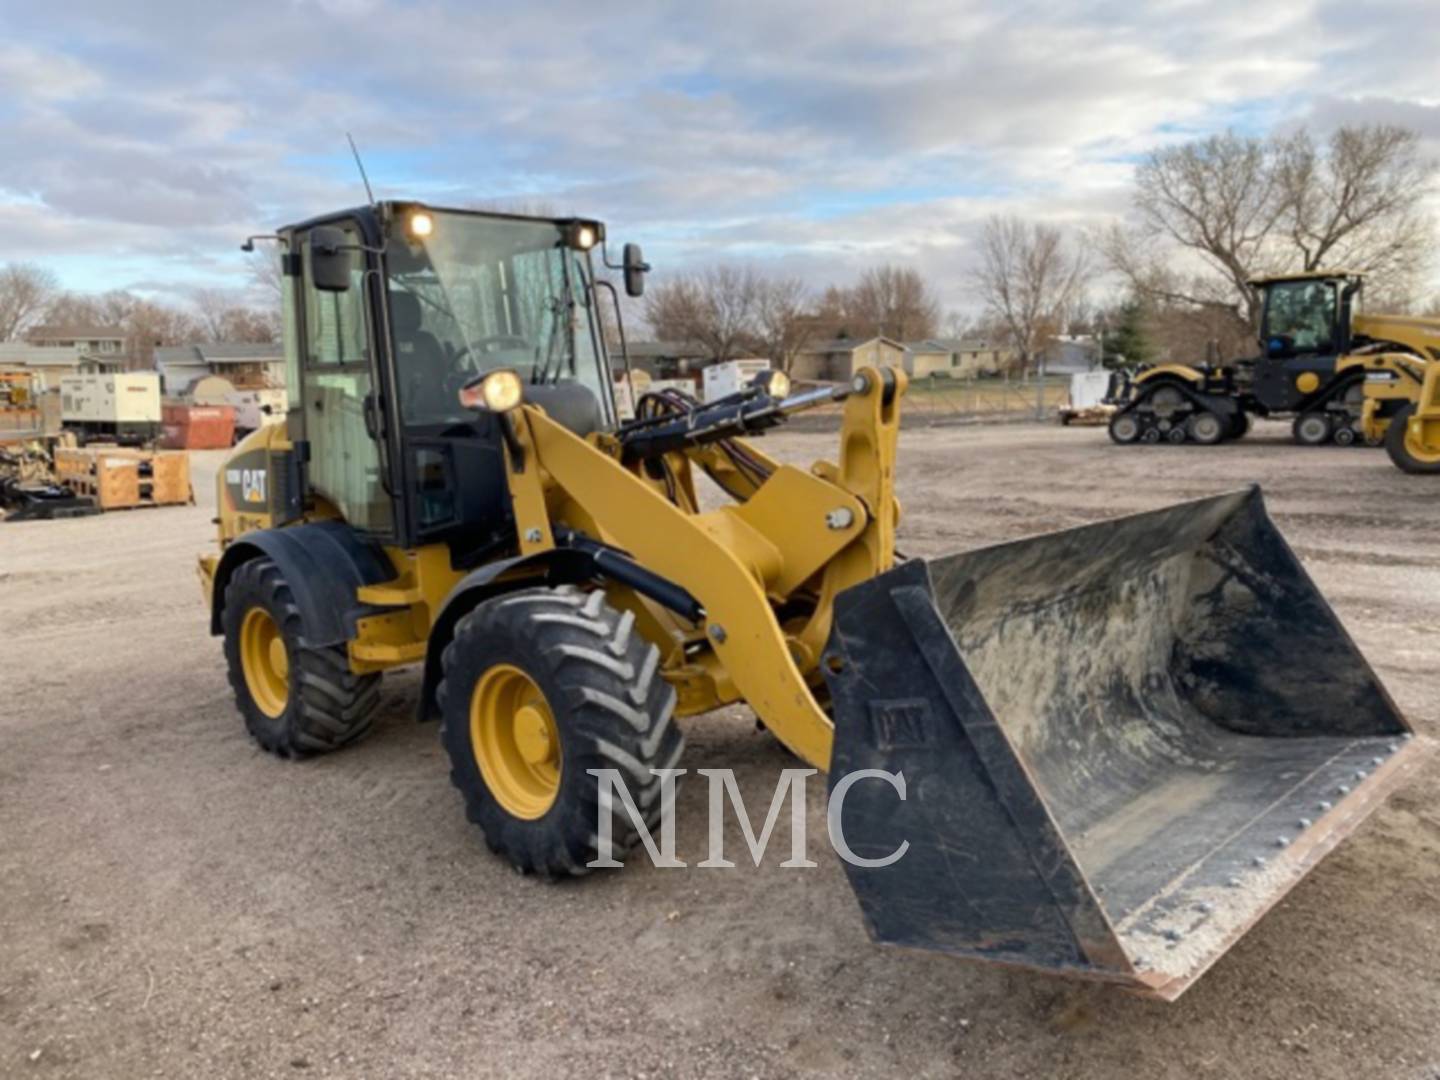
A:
2;419;1438;1079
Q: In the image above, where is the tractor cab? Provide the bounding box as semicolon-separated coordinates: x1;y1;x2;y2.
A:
1247;271;1364;412
273;202;646;560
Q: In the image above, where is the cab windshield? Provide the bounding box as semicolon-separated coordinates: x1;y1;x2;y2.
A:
1262;280;1338;354
385;210;610;425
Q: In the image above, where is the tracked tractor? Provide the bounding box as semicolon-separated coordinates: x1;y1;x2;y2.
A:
1108;271;1440;447
200;201;1428;1000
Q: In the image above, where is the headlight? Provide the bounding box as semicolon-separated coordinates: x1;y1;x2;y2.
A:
566;221;602;250
459;369;524;413
407;210;434;239
752;369;790;399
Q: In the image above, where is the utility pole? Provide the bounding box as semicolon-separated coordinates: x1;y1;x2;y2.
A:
1035;350;1046;421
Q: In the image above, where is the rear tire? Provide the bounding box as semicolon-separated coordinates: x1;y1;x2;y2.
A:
1227;412;1251;440
1293;413;1333;446
438;586;684;877
1187;411;1226;446
1385;404;1440;474
221;558;382;757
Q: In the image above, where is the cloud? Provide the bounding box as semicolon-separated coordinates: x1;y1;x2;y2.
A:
0;0;1436;309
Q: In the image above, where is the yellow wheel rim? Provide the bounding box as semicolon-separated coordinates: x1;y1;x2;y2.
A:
470;664;561;819
240;607;289;719
1404;421;1440;464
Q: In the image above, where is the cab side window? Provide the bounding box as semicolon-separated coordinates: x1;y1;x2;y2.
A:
298;224;393;535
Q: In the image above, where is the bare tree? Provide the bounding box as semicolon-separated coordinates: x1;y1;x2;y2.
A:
192;288;234;341
1276;125;1434;293
247;249;284;301
0;263;59;341
972;216;1089;372
942;310;974;340
643;265;761;361
754;276;814;372
841;265;940;341
123;300;202;368
1108;124;1437;330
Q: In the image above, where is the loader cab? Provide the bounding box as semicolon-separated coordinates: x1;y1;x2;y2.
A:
1250;272;1362;411
281;201;623;556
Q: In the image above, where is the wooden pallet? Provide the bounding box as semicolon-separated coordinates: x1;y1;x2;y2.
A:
54;446;193;510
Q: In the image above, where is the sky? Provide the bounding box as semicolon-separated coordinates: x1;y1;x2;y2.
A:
1;0;1437;316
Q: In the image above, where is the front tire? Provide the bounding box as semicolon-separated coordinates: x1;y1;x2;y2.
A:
439;586;683;876
221;558;382;757
1385;404;1440;474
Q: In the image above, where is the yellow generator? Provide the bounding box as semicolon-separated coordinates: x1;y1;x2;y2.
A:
1108;272;1439;447
199;201;1428;1000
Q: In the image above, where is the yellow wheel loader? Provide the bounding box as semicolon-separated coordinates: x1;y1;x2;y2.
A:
1375;352;1440;473
1108;271;1439;447
200;202;1429;1000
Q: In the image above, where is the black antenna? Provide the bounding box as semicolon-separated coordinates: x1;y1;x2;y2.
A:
347;132;376;207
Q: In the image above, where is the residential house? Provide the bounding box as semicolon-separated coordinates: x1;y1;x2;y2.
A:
0;342;122;383
900;338;1019;379
791;337;906;382
154;342;285;395
1042;335;1103;374
615;341;713;380
903;341;955;378
26;324;129;359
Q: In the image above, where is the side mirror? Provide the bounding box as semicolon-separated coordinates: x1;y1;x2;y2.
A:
309;226;352;292
623;243;649;298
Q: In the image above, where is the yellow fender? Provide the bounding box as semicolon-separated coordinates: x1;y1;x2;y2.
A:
1133;364;1206;386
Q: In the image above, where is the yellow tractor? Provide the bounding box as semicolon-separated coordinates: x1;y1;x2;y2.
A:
1108;271;1439;446
1373;351;1440;473
200;202;1428;1000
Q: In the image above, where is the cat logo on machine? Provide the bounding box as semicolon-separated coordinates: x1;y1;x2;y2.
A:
242;468;267;504
226;466;268;504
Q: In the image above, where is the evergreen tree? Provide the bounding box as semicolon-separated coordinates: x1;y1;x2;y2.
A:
1104;301;1155;369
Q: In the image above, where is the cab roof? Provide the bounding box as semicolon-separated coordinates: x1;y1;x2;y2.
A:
281;201;597;237
1248;269;1366;287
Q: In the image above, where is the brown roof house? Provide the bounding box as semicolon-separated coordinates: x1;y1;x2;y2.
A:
791;337;905;382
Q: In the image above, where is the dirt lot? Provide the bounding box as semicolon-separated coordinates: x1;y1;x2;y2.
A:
3;419;1439;1079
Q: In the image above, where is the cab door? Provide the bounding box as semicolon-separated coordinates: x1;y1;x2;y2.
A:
294;221;395;536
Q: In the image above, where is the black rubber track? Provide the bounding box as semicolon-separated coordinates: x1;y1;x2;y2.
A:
221;557;382;757
438;585;684;877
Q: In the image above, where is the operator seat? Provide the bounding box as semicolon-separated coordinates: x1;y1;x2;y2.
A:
391;291;454;420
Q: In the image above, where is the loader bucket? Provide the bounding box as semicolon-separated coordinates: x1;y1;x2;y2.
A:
822;487;1429;1000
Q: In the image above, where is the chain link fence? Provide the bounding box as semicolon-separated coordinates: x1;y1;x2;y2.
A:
891;372;1073;426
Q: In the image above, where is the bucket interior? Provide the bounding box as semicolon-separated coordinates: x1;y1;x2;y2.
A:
923;489;1408;977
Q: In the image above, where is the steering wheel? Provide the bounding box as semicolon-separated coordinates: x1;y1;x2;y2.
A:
450;335;533;368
